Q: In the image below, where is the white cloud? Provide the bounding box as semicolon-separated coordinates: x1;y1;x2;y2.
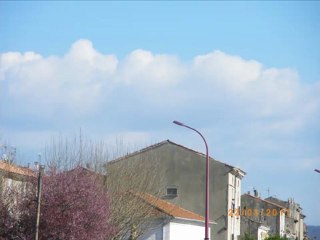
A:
0;51;42;80
118;49;185;88
193;50;262;89
1;40;118;116
191;51;305;119
65;39;118;73
0;39;318;133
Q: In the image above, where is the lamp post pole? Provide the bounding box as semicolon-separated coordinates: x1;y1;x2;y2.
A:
35;164;44;240
173;120;210;240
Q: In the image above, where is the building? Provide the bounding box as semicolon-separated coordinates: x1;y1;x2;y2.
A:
135;193;210;240
241;193;307;240
265;197;307;240
0;160;35;212
0;160;35;193
107;140;246;240
241;192;287;239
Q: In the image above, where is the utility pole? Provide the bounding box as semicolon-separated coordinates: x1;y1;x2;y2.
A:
35;161;45;240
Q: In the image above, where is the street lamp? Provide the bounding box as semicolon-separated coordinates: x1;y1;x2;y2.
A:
315;169;320;174
173;120;210;240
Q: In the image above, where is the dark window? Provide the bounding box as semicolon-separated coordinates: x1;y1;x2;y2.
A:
232;202;235;212
166;188;177;196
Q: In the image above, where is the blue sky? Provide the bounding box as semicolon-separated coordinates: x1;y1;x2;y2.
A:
1;2;319;225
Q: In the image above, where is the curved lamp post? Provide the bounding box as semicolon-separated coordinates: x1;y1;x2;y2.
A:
173;120;210;240
315;169;320;174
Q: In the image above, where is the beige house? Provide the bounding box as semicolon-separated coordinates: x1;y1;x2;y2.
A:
0;160;35;192
0;160;35;216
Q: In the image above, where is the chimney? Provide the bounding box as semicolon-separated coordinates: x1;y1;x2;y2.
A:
254;189;258;197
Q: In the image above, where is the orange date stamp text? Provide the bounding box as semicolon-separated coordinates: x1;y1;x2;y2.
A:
228;208;290;217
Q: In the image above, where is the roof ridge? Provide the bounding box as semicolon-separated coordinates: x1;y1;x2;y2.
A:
166;140;242;170
243;194;286;209
108;140;245;174
0;160;35;177
108;140;170;164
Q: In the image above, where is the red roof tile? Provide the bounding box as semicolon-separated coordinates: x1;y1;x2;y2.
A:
0;161;36;177
136;192;205;222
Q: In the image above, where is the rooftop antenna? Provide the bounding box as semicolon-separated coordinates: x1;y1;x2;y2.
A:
266;187;270;197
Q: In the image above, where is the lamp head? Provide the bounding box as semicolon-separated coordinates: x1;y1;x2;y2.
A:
315;169;320;174
173;120;184;126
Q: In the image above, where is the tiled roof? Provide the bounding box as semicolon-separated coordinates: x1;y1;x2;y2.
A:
0;161;36;177
136;192;205;222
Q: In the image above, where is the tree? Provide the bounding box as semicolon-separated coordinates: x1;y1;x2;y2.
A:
0;143;16;163
265;236;288;240
0;166;115;240
41;167;115;239
0;186;20;239
106;162;164;240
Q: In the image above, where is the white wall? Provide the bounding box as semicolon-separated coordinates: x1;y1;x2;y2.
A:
227;173;242;240
279;212;286;237
166;220;208;240
139;219;208;240
235;176;241;237
258;226;270;240
299;218;304;240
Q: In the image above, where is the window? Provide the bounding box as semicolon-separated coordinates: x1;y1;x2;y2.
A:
166;188;177;197
231;202;235;212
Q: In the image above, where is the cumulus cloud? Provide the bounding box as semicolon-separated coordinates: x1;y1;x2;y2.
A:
1;39;118;116
193;50;262;89
118;49;185;87
0;51;42;80
0;39;319;133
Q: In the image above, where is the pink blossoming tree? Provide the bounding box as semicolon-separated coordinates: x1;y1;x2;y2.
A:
1;166;115;240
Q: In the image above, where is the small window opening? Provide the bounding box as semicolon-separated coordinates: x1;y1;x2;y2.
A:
166;188;178;197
